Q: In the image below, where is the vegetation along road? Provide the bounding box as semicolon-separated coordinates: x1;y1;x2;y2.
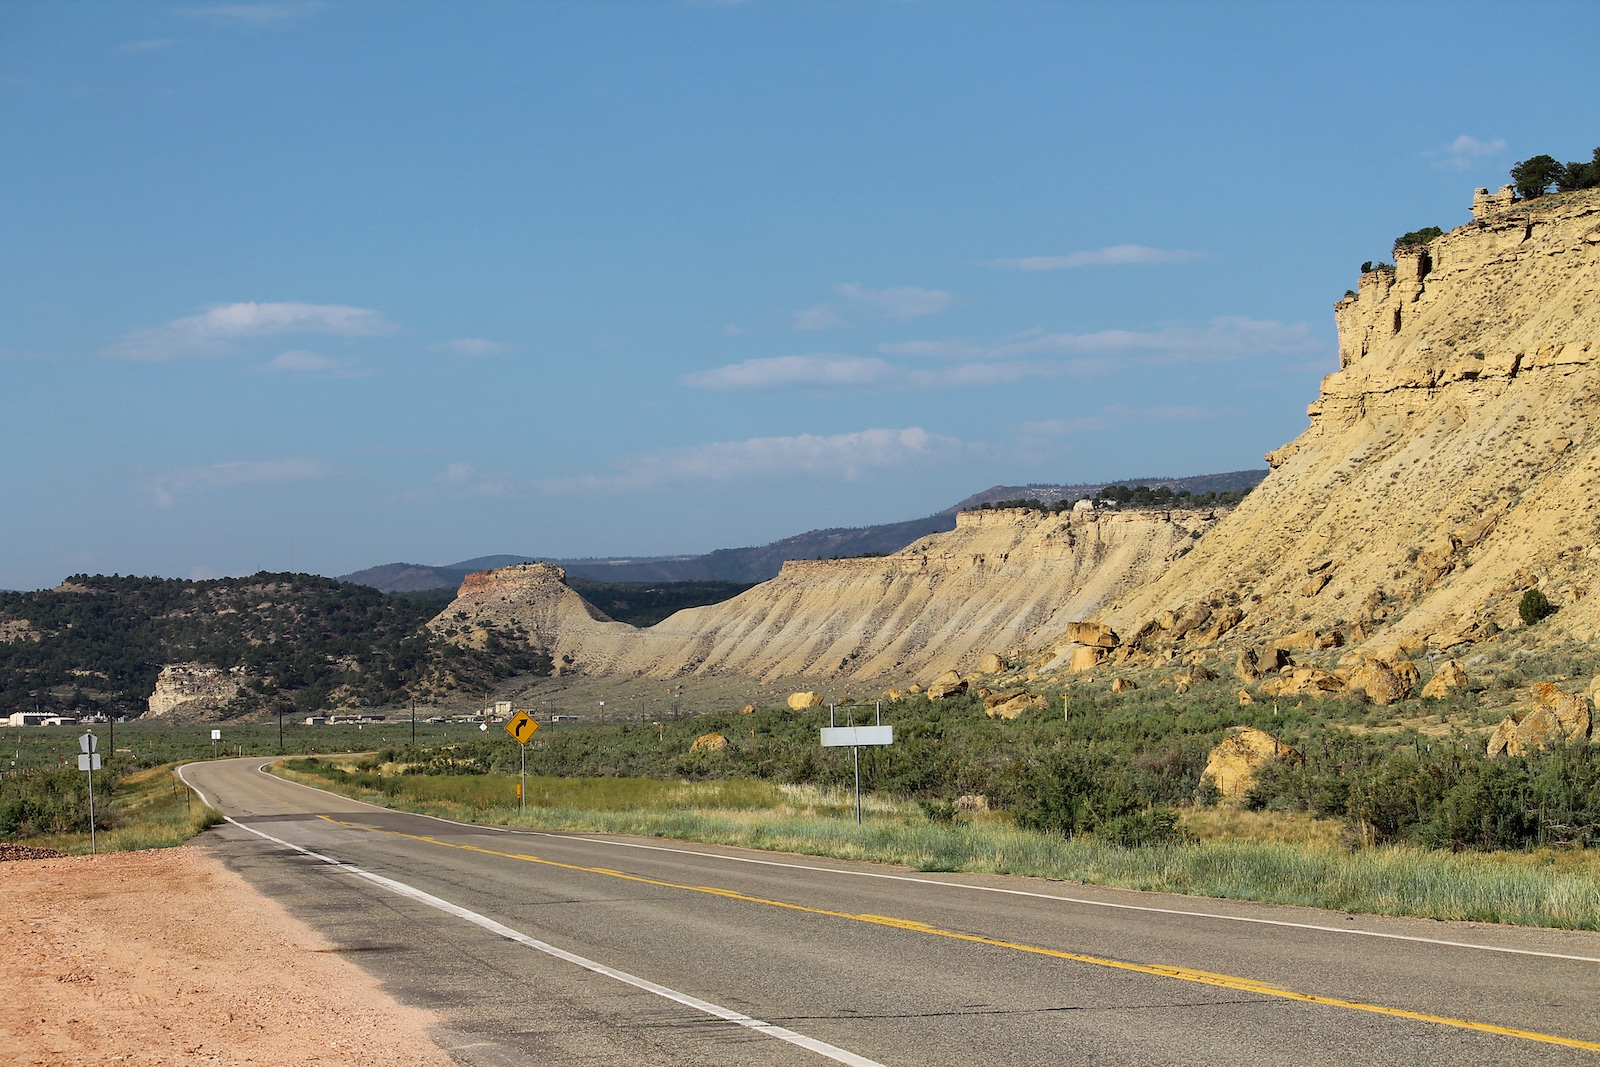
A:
181;757;1600;1066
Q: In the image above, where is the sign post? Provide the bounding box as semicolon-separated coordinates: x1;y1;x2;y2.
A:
504;710;539;814
78;732;101;855
210;728;221;759
820;702;893;825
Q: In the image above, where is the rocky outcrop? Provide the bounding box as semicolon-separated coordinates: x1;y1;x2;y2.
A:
146;664;244;719
1420;660;1469;699
1487;683;1593;756
927;671;968;700
1105;186;1600;655
1202;727;1302;799
787;691;824;710
690;733;728;753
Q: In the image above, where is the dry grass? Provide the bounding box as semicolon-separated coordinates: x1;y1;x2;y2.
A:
279;761;1600;931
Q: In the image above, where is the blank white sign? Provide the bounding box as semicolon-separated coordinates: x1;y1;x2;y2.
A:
820;725;894;747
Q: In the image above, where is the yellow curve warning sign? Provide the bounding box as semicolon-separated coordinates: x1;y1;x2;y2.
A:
505;710;539;744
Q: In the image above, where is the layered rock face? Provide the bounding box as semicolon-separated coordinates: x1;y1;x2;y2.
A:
430;506;1220;682
146;664;243;719
1106;186;1600;651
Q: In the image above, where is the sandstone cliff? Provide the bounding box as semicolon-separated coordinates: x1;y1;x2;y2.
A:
430;506;1221;682
1104;185;1600;653
146;663;244;719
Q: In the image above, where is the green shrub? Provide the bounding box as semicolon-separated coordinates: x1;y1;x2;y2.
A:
1394;226;1443;250
1519;587;1554;626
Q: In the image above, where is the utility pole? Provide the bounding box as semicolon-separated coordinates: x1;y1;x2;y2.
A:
411;696;416;745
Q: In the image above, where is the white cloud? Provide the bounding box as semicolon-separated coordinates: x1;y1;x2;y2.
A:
987;245;1203;271
1018;405;1211;438
691;317;1322;393
177;2;323;26
835;283;956;320
792;282;955;331
106;301;396;360
258;349;343;373
434;462;513;497
685;353;1051;392
539;427;962;493
887;316;1320;363
1437;134;1507;171
444;338;506;355
150;458;328;507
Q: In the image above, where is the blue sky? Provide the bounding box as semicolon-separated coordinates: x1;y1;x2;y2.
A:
4;1;1599;590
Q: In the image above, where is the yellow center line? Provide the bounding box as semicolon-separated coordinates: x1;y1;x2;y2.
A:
310;814;1600;1053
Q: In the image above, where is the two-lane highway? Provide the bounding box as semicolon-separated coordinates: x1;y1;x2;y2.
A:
183;758;1600;1065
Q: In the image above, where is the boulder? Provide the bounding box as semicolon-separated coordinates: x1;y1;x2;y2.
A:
1166;604;1213;641
1110;677;1137;694
1172;664;1216;694
977;652;1008;674
1487;686;1592;756
1486;715;1522;757
1534;683;1591;740
1065;621;1119;649
1234;648;1261;683
1202;727;1302;800
1274;630;1340;652
690;732;728;753
1347;662;1416;706
908;683;923;694
1067;646;1105;674
787;691;824;711
737;704;756;715
1300;573;1332;597
1237;688;1254;706
1420;661;1468;699
1260;668;1344;698
985;693;1042;720
885;688;904;702
953;794;989;812
927;671;968;700
1199;606;1244;642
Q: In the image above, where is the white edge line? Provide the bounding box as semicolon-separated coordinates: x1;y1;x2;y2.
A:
178;770;885;1067
213;759;1600;967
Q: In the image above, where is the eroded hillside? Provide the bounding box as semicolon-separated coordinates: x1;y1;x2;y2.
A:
1102;185;1600;660
429;506;1223;682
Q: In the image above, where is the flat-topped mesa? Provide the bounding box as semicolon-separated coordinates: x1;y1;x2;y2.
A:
1108;183;1600;652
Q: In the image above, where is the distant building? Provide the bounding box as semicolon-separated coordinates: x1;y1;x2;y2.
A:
304;716;327;726
5;712;50;727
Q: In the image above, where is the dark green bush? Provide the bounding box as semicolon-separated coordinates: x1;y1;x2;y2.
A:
1520;588;1554;626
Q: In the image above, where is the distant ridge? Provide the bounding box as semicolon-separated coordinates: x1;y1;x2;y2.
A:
338;468;1268;593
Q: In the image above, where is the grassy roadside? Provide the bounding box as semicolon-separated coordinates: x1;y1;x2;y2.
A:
276;758;1600;931
11;764;223;856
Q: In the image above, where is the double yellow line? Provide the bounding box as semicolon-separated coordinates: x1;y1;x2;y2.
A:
315;815;1600;1053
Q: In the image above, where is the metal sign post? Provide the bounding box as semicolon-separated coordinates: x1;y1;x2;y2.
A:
819;701;893;825
210;728;221;759
505;710;539;814
78;732;101;855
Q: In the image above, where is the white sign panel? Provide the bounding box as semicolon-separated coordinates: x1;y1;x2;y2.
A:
77;753;102;771
79;732;97;754
211;729;222;740
820;725;894;748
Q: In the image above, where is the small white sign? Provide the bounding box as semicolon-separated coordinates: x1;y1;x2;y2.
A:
79;732;97;754
210;729;222;740
820;725;894;748
77;753;102;771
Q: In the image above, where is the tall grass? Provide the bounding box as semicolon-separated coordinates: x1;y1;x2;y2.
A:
279;761;1600;931
20;765;223;855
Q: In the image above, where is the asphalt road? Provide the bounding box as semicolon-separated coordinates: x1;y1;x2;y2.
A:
183;757;1600;1066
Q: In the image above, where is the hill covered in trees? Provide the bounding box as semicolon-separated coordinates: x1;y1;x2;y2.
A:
0;573;550;720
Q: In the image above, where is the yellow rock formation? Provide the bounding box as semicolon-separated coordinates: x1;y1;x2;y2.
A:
1202;727;1302;800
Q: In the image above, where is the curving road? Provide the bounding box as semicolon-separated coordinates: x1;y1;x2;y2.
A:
183;757;1600;1066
